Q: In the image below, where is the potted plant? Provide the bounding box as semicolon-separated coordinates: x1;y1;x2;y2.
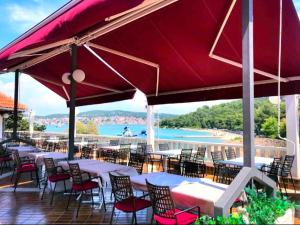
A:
195;187;297;225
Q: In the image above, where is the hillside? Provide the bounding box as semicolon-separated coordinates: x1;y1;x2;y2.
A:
160;99;286;138
36;110;176;120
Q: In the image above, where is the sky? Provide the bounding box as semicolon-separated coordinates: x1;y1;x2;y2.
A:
0;0;299;116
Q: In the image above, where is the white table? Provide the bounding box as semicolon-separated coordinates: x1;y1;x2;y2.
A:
99;144;138;151
28;152;68;166
220;157;274;169
131;172;233;217
58;159;138;184
7;146;39;157
150;149;196;171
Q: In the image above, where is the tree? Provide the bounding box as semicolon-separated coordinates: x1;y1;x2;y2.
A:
76;120;99;135
261;117;278;139
4;114;46;132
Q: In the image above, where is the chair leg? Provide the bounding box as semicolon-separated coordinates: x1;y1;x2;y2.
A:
151;162;154;172
76;191;83;218
110;206;115;225
14;172;21;192
150;213;154;225
50;182;57;205
63;180;67;192
66;189;73;210
290;172;296;193
91;189;94;208
100;187;107;211
282;178;288;196
133;212;138;225
0;162;3;175
11;169;15;183
41;179;48;200
35;169;40;188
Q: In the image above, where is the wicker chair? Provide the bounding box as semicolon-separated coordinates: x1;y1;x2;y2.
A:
168;149;192;175
0;146;12;175
146;179;200;225
80;146;92;159
41;158;70;204
279;155;296;195
193;146;206;163
66;163;106;217
147;145;164;172
109;173;151;225
182;161;206;178
11;150;39;192
117;144;131;165
225;147;236;160
128;153;145;174
211;151;225;182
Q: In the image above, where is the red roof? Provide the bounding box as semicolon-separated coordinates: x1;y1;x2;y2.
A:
0;0;299;105
0;92;26;111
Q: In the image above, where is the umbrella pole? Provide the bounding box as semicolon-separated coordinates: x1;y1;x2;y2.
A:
68;44;77;160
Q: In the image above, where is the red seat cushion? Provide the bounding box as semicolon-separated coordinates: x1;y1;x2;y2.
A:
72;180;98;191
115;196;151;212
0;156;11;162
48;173;70;182
17;163;37;172
154;208;198;225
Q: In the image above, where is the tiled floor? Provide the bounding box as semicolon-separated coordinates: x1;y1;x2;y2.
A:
0;163;300;224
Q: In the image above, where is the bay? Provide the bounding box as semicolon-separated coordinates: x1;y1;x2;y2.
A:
46;124;224;143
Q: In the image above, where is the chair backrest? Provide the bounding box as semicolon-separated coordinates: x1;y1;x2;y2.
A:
180;149;192;162
146;179;176;220
118;144;131;160
194;146;206;161
44;158;56;175
225;147;236;160
280;155;294;177
41;141;48;151
68;163;83;185
219;166;242;184
128;153;145;174
80;147;92;159
109;173;133;202
211;151;224;164
183;161;205;178
110;140;119;146
11;150;22;166
158;143;169;151
137;143;147;155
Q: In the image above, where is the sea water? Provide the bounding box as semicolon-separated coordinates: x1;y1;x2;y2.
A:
46;124;224;143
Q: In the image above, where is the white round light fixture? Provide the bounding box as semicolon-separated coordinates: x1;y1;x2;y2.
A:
62;72;71;84
72;69;85;83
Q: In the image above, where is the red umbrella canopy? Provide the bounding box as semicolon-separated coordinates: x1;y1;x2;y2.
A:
0;0;299;105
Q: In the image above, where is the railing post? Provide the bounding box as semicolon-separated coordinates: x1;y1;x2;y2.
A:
147;105;155;150
242;0;255;168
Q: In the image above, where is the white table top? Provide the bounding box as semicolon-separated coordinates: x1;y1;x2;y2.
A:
58;159;138;184
220;157;274;168
99;144;138;151
7;146;39;157
151;149;196;157
28;152;68;166
131;172;231;217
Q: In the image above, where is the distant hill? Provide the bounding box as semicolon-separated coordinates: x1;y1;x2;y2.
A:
36;110;176;120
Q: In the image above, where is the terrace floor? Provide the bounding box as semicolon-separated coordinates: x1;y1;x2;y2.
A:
0;164;300;224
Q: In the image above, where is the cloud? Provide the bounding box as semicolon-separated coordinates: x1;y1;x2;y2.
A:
5;1;63;32
0;73;67;115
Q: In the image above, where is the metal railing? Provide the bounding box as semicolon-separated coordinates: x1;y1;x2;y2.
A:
4;131;287;160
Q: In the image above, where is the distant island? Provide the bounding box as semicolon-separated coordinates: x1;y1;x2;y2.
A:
35;110;176;127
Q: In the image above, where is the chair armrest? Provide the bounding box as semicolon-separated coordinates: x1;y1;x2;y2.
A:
174;205;200;217
55;166;68;173
81;171;91;179
136;193;149;199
